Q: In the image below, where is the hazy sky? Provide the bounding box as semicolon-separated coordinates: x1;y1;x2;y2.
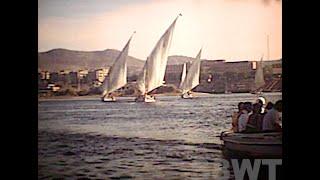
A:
38;0;282;61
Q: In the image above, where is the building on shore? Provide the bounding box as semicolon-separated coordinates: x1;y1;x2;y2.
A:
95;68;109;82
164;64;185;87
39;71;50;80
38;59;282;95
163;59;282;93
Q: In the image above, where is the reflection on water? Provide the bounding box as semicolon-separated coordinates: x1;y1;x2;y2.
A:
38;93;281;179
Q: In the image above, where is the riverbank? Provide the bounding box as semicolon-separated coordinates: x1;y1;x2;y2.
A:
38;92;282;102
38;92;183;101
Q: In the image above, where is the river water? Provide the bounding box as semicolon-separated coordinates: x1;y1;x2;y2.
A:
38;93;282;179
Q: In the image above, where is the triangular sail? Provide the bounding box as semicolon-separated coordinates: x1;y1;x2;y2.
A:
254;56;265;89
137;14;181;94
101;33;134;97
179;63;186;89
180;49;202;94
136;60;147;94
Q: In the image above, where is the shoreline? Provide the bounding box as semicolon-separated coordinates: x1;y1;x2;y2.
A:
38;92;203;101
38;93;181;101
38;91;282;101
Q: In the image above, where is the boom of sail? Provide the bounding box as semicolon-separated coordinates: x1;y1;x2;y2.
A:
179;49;202;94
101;33;135;98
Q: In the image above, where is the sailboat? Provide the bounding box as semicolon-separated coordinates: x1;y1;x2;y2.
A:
179;49;202;99
252;56;265;95
224;83;232;94
135;14;181;102
101;32;135;102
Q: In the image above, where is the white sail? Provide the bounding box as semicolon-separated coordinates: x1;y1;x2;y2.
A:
136;61;147;94
180;49;202;94
101;33;134;97
137;15;181;94
254;56;265;89
179;63;186;89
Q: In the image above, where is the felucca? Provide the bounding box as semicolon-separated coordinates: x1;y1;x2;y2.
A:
252;56;265;95
179;48;202;99
101;32;135;102
135;14;181;102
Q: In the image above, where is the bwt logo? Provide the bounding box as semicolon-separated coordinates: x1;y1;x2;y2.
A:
220;159;282;180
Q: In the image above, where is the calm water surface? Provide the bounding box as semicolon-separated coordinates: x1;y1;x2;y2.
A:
38;93;282;179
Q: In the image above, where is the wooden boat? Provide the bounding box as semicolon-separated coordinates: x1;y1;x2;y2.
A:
101;32;135;102
179;49;202;99
220;131;282;158
181;92;193;99
251;56;265;95
101;96;116;102
136;14;181;102
135;94;156;103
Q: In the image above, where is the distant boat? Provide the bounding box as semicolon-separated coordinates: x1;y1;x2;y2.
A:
224;90;232;94
251;56;265;95
220;131;282;158
135;14;181;102
101;32;135;102
179;49;202;99
224;83;232;94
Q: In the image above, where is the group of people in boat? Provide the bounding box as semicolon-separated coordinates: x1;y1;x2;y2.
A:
231;98;282;133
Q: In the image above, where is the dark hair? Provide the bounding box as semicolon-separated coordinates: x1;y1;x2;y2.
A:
257;99;263;105
243;102;253;112
266;102;274;110
252;103;262;113
238;102;244;110
274;100;282;112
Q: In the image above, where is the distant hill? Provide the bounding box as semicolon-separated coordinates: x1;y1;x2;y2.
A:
167;55;196;65
38;48;145;76
38;49;204;76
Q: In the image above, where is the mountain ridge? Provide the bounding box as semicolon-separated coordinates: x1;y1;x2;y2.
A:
38;48;202;75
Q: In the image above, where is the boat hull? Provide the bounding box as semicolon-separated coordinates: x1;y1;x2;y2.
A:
220;131;282;159
101;96;116;102
181;93;193;99
251;90;263;95
135;95;156;103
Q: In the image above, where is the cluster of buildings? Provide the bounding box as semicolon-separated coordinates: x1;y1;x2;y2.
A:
38;59;282;95
38;68;109;94
165;59;282;93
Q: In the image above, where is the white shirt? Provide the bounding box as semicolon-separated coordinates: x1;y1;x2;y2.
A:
238;110;249;132
262;108;280;131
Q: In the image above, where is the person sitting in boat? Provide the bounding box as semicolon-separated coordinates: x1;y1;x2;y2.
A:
246;103;263;132
262;100;282;132
109;93;116;100
256;97;266;113
238;102;252;133
264;102;274;114
150;94;156;100
231;102;244;132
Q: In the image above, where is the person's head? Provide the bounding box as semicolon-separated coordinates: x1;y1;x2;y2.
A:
274;100;282;112
257;99;263;106
243;102;253;112
257;97;266;106
238;102;244;111
265;102;274;110
252;103;262;114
